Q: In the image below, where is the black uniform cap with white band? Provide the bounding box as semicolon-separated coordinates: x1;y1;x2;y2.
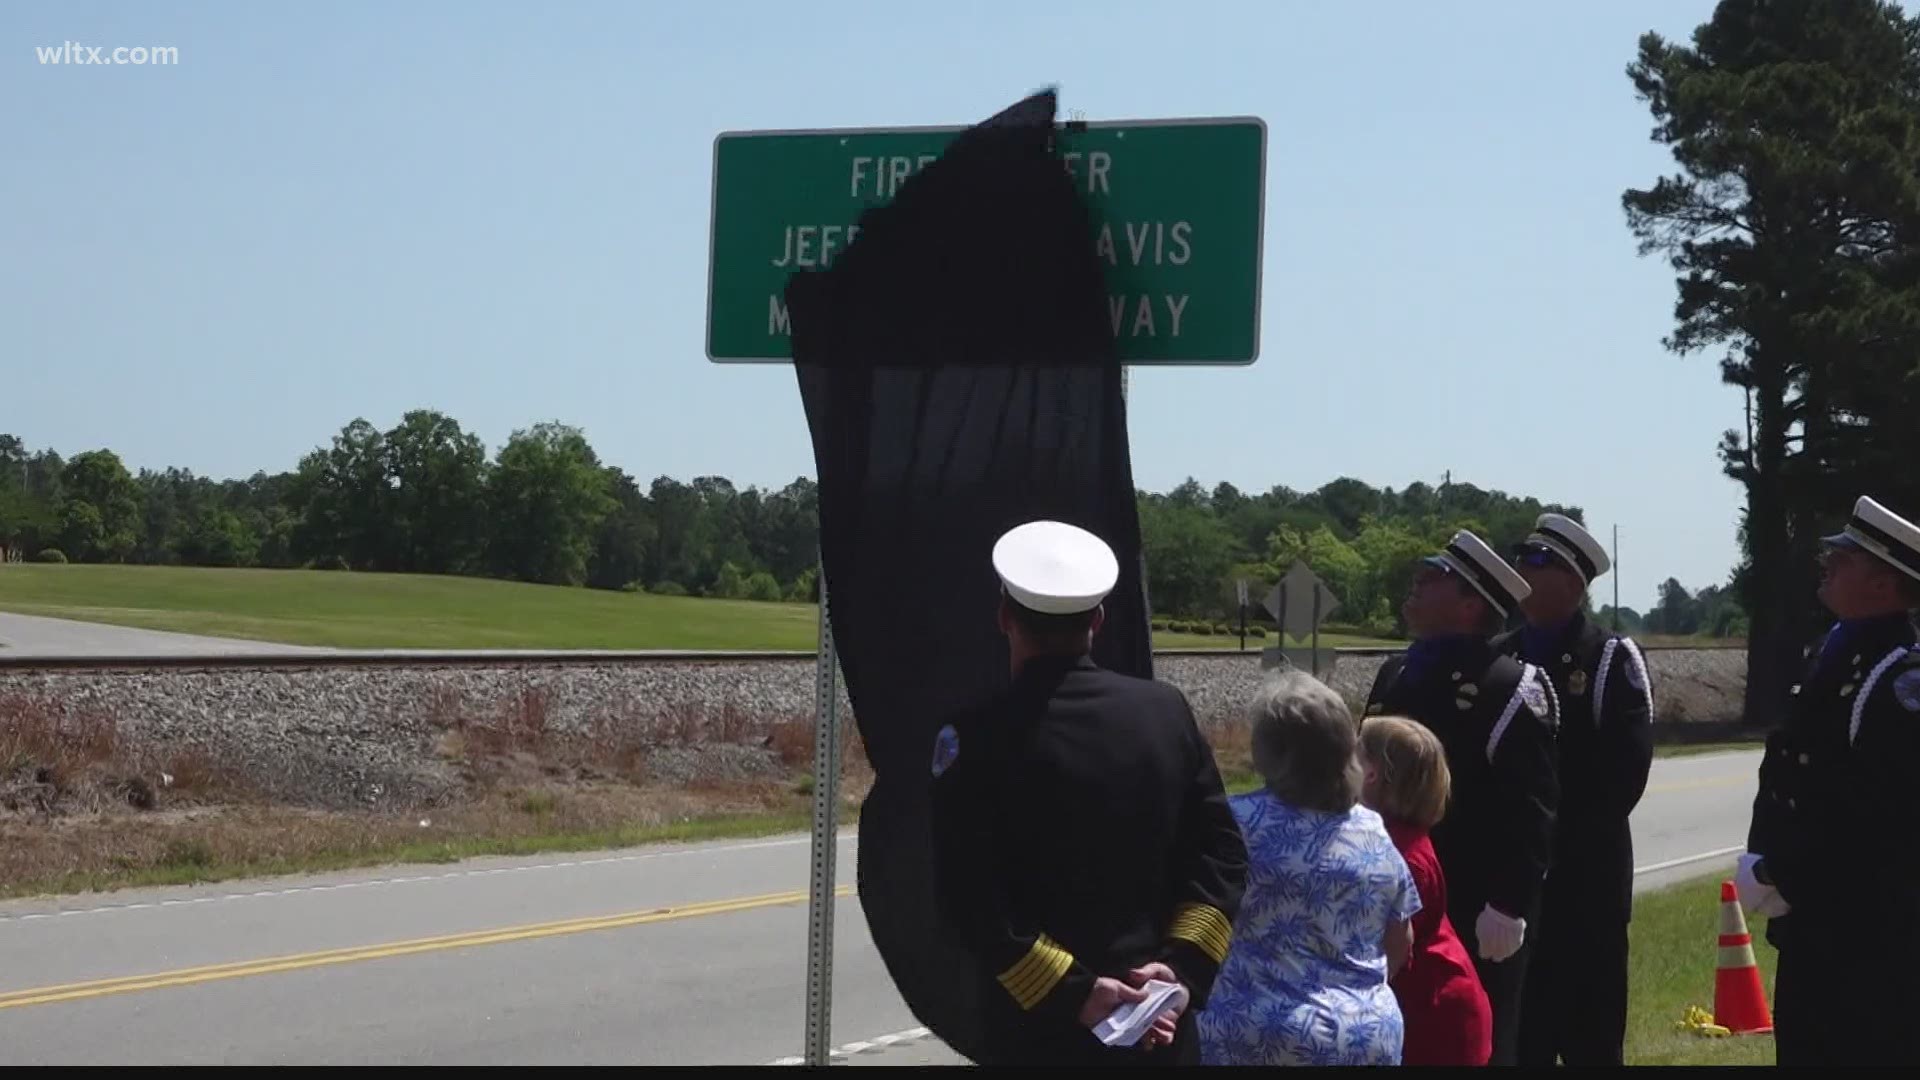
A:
992;519;1119;615
1515;512;1611;585
1823;495;1920;584
1424;529;1532;618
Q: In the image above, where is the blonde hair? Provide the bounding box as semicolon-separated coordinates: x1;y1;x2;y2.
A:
1359;715;1451;829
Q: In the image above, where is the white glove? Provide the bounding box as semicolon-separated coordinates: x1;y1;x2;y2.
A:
1735;853;1791;919
1475;904;1526;963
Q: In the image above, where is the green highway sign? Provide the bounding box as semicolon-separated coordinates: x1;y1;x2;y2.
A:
705;116;1266;365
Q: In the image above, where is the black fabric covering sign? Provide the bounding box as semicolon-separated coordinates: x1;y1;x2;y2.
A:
783;89;1152;1061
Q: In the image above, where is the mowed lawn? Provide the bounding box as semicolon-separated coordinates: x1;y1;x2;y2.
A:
1627;872;1779;1066
0;565;821;651
0;565;1402;652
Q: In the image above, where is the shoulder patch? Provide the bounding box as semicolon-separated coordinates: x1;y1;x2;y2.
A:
1519;675;1549;720
1896;669;1920;713
931;723;961;777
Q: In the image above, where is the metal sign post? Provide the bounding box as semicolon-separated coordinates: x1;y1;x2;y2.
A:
723;103;1267;1067
1236;578;1249;651
803;557;841;1066
1261;561;1341;677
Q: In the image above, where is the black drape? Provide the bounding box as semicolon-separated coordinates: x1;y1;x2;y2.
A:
784;89;1151;1062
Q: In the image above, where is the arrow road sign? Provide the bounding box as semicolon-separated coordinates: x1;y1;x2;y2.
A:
1264;560;1341;639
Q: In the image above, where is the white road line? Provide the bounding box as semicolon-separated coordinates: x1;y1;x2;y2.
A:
763;844;1754;1067
1633;844;1745;876
0;832;855;924
767;1026;937;1065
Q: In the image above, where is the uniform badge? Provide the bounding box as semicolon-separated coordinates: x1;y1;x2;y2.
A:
1568;670;1589;697
931;724;960;777
1520;677;1549;719
1455;683;1479;711
1896;670;1920;713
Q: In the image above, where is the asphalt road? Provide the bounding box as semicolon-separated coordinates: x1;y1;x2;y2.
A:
0;750;1761;1066
0;612;333;657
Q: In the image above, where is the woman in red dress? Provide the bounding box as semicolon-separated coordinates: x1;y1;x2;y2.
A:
1360;715;1494;1067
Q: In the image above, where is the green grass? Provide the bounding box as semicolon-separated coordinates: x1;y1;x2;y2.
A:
1626;872;1778;1066
0;564;1403;652
0;564;822;650
1;810;814;902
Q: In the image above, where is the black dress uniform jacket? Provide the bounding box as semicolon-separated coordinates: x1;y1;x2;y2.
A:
928;653;1248;1066
1746;614;1920;1066
1495;613;1654;1065
1365;635;1560;1066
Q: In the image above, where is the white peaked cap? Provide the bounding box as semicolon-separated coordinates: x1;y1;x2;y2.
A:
992;520;1119;615
1826;495;1920;584
1521;513;1611;584
1424;529;1532;618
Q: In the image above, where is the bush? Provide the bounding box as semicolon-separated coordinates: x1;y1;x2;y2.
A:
620;580;644;593
744;571;784;603
1192;623;1214;635
32;548;67;563
1213;622;1232;635
1248;625;1268;639
1168;620;1189;634
650;581;688;596
1150;617;1170;631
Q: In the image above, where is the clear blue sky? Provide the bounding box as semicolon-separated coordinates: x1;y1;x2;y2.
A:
4;0;1744;613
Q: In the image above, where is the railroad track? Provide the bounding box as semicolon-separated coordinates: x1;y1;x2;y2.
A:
0;646;1414;673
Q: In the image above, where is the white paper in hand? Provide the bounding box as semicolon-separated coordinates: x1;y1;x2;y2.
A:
1093;980;1189;1048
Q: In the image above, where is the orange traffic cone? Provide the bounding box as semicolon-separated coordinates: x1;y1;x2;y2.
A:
1714;880;1774;1035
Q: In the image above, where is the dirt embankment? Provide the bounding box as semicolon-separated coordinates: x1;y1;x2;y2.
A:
0;647;1749;896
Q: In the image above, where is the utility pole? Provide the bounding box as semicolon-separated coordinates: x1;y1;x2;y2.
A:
1612;525;1621;633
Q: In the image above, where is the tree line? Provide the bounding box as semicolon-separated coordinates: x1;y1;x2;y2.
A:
1137;477;1737;638
1;420;1742;640
0;418;821;602
1623;0;1920;715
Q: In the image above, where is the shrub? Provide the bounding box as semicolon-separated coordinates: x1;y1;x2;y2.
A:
1192;623;1214;635
650;581;688;596
744;571;784;603
1248;625;1268;639
33;548;67;564
1150;617;1170;631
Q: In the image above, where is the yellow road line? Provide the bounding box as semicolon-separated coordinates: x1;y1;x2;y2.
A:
0;884;853;1012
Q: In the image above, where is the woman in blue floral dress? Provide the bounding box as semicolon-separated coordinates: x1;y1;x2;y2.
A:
1197;670;1421;1066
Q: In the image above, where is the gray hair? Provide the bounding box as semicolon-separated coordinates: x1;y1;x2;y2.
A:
1248;668;1363;813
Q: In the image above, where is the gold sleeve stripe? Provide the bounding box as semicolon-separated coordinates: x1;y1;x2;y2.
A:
1169;903;1232;965
996;935;1075;1011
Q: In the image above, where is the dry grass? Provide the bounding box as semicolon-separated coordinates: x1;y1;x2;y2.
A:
0;692;227;817
1206;718;1257;792
0;781;841;900
1;680;881;901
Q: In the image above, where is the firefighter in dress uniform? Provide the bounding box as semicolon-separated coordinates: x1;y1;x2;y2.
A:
927;520;1249;1066
1364;530;1560;1067
1737;495;1920;1066
1496;514;1654;1066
